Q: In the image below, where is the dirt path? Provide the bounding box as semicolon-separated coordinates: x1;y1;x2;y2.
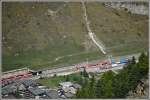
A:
47;2;107;64
81;1;106;54
48;52;88;64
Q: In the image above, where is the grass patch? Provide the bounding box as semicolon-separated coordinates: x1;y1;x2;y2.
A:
37;73;83;88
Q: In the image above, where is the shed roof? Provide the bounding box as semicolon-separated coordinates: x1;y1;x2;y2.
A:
64;92;74;98
28;87;45;96
2;79;26;95
45;90;60;99
22;79;37;87
2;85;17;95
72;83;81;89
59;82;73;87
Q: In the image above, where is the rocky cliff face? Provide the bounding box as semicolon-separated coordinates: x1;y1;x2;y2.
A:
104;2;149;15
127;78;149;99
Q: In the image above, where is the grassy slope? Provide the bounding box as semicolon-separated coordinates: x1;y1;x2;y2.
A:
86;2;148;55
2;2;101;71
2;2;148;71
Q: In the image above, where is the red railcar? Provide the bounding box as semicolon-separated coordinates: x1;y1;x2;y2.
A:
2;71;33;83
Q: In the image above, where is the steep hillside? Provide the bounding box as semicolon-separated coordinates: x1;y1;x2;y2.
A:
2;2;148;71
2;2;100;71
86;2;148;54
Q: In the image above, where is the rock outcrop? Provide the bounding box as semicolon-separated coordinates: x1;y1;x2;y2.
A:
104;2;149;15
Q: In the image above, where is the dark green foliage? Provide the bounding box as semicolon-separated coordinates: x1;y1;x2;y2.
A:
53;74;57;77
76;78;89;98
90;75;95;87
113;53;148;98
83;68;89;78
128;65;140;90
131;56;136;64
65;75;70;81
76;52;148;98
88;75;96;98
96;71;115;98
76;89;82;98
137;52;148;76
77;77;84;85
95;79;103;98
113;69;130;98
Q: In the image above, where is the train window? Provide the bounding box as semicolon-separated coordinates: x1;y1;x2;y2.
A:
32;72;37;75
38;71;42;74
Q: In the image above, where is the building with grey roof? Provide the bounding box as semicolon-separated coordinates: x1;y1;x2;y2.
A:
45;90;60;99
2;83;18;95
22;79;37;88
72;83;81;89
64;92;74;98
59;82;73;87
27;87;45;96
2;87;15;95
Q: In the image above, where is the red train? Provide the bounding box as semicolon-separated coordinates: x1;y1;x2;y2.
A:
75;60;112;70
2;71;32;84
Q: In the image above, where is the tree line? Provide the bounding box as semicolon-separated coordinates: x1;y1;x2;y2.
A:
75;52;148;98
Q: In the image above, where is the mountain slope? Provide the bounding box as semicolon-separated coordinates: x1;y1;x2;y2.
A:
2;2;148;71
